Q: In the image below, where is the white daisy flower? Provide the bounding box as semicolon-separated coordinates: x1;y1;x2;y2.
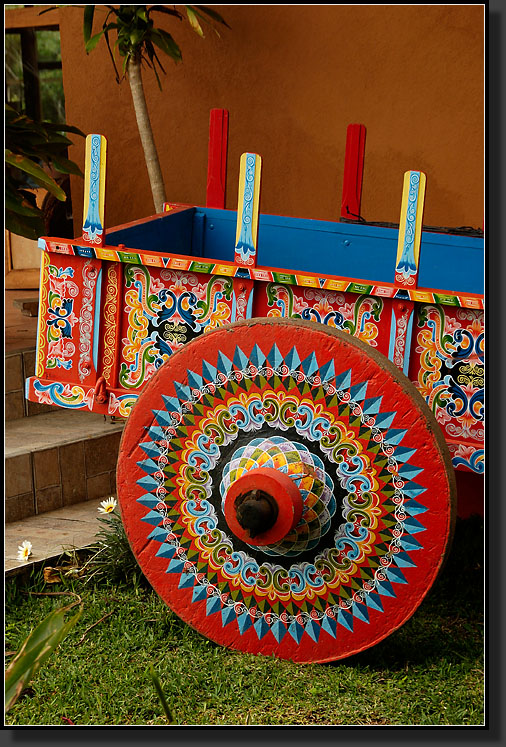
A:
17;540;32;562
98;497;117;514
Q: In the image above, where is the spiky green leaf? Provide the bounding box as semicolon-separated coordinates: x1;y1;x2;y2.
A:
83;5;95;43
5;605;82;712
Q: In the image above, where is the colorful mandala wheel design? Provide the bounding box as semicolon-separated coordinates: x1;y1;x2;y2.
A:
117;318;456;663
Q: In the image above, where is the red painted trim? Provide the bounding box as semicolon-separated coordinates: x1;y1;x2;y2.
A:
341;124;366;220
206;108;229;208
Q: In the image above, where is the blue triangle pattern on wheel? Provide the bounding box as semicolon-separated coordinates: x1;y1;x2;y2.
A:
173;381;192;403
376;579;397;598
178;572;196;590
397;463;424;480
187;368;203;391
254;616;270;640
318;357;335;382
300;351;319;377
403;498;429;516
362;396;383;415
266;343;283;370
321;614;337;639
206;595;221;616
384;428;408;445
137;494;161;509
287;620;305;644
373;411;397;429
152;409;173;428
137;458;160;475
402;516;427;534
270;620;287;643
249;343;266;369
399;534;423;551
233;345;249;370
237;612;253;635
141;510;163;526
391;446;418;463
365;593;384;612
146;425;167;441
136;474;160;492
349;380;368;402
191;585;208;603
392;550;417;567
334;368;352;392
201;359;218;382
402;482;428;499
284;346;301;371
216;351;233;376
147;526;169;543
337;608;354;632
161;394;182;412
304;618;321;643
139;441;160;459
166;557;185;574
351;602;369;624
385;566;408;584
155;543;177;560
221;605;236;628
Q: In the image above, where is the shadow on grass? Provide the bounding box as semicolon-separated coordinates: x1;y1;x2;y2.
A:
332;515;484;672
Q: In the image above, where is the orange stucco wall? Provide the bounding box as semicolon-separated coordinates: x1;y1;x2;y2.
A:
59;4;484;237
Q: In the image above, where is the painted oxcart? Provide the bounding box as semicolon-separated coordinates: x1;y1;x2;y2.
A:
26;111;483;662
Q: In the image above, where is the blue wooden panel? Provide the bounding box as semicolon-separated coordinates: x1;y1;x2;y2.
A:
417;233;483;295
106;208;196;255
104;206;483;296
197;208;483;295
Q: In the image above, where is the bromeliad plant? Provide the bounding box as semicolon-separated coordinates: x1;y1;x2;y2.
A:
83;498;141;585
5;103;84;240
83;5;230;213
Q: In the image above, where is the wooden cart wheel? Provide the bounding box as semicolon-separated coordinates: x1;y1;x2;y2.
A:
117;318;456;663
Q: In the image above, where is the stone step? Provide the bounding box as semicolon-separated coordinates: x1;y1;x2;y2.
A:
5;409;125;524
5;499;104;577
5;347;55;421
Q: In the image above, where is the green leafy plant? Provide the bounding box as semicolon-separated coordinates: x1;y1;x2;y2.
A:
83;508;141;585
5;103;84;239
82;5;230;213
5;599;82;712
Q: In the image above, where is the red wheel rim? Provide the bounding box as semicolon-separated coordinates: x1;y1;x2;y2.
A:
117;318;456;663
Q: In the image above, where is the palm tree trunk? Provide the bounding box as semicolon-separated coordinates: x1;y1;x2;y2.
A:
127;57;166;213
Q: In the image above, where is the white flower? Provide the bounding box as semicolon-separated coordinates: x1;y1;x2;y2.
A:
98;497;117;514
17;540;32;562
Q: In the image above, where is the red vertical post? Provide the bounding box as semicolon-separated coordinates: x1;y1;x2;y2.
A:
206;108;229;208
340;124;366;221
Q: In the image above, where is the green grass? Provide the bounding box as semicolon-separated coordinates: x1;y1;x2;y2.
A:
4;516;484;726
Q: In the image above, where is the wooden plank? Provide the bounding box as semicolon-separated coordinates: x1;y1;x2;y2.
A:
394;170;426;288
206;108;229;208
234;153;262;267
340;124;366;220
82;134;107;248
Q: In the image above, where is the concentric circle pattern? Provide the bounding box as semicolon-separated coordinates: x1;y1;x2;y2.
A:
117;319;455;663
220;436;337;556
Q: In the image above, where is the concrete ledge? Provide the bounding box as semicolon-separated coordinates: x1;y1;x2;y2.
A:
6;409;124;458
5;499;104;577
